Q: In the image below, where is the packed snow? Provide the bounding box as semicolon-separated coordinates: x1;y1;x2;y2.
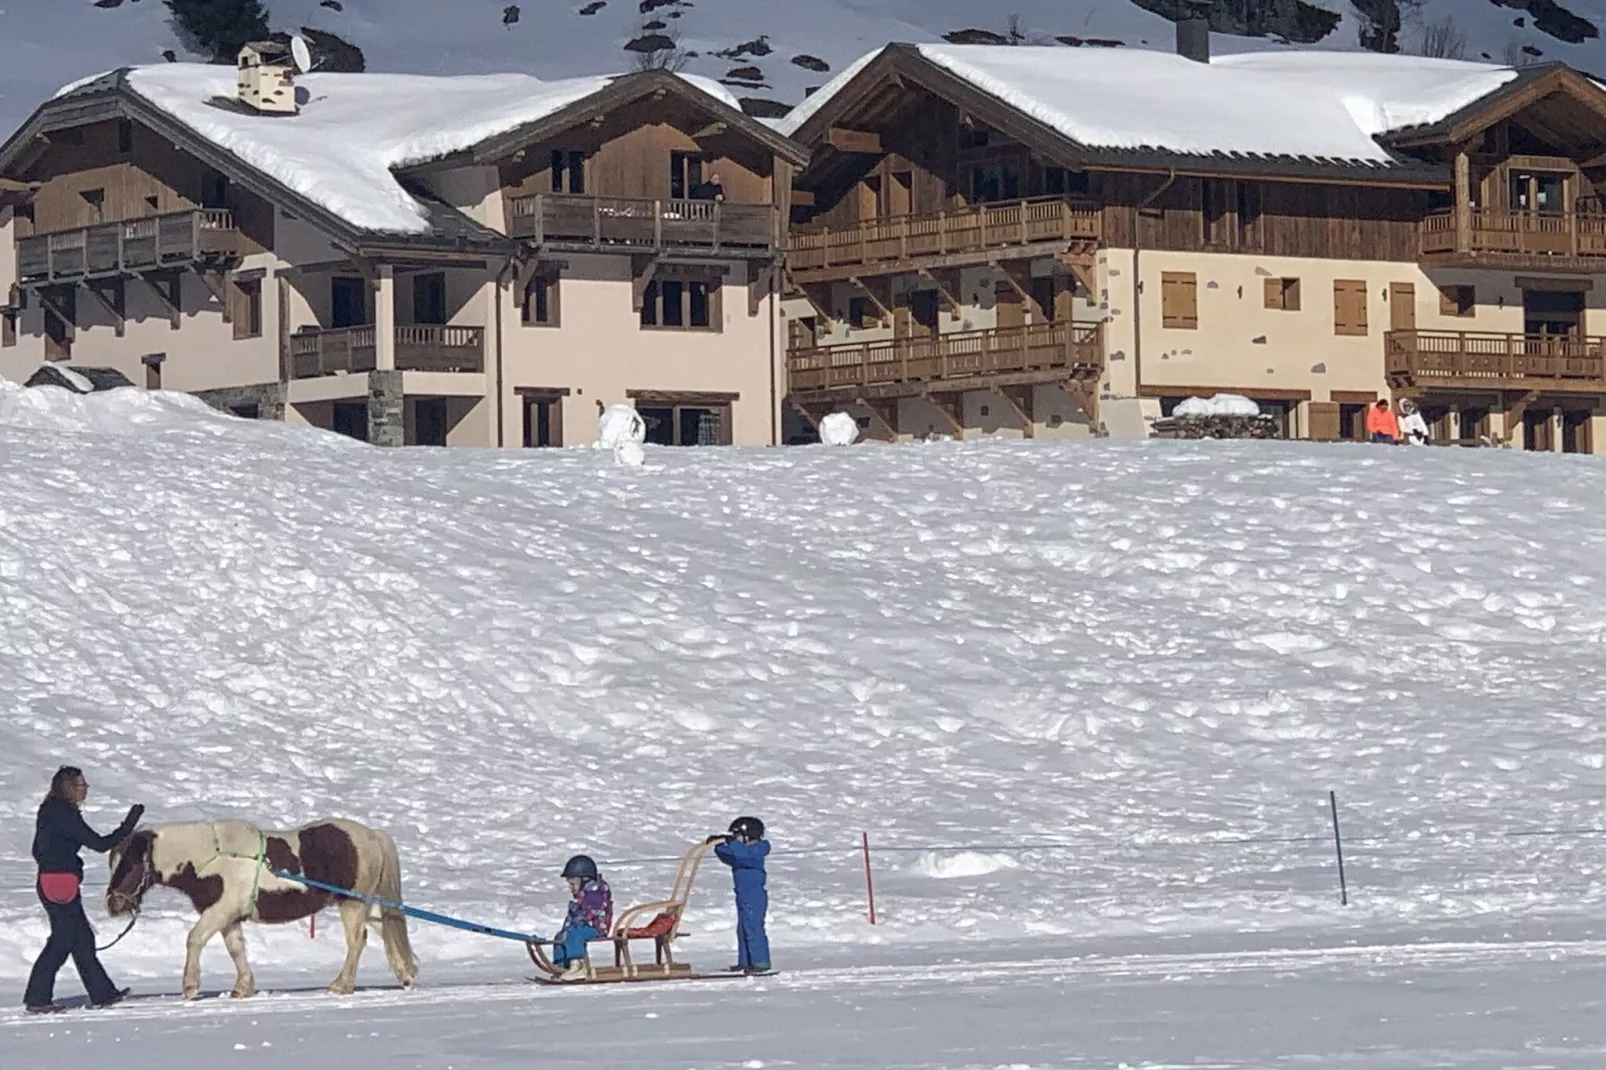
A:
1174;393;1261;417
818;411;860;446
116;66;742;234
5;391;1606;1062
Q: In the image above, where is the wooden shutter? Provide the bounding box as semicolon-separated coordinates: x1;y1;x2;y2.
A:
1161;271;1198;329
1389;282;1415;331
1307;401;1341;442
1264;277;1300;311
1333;279;1368;336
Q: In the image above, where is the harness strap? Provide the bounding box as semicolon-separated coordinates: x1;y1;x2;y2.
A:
196;824;270;919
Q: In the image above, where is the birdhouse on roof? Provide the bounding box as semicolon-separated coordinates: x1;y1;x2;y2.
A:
236;41;298;115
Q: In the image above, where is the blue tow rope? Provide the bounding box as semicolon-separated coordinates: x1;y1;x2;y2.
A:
271;870;547;944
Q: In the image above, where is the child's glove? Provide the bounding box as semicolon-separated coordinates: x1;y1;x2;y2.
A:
705;833;731;845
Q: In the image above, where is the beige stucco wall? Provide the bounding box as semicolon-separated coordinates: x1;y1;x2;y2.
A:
493;253;782;447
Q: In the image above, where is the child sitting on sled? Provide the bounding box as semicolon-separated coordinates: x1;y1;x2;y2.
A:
551;854;612;980
706;816;771;974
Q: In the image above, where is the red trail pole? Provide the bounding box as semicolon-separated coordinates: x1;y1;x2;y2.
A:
861;831;877;925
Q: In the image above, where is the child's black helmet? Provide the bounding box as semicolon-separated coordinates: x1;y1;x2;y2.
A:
729;816;765;840
561;854;598;880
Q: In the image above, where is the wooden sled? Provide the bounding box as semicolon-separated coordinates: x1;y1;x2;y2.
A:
527;840;715;984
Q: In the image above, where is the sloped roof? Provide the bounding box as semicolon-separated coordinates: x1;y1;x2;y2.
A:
784;44;1531;175
25;365;134;393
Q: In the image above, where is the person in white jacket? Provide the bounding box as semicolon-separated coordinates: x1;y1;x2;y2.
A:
1397;398;1430;446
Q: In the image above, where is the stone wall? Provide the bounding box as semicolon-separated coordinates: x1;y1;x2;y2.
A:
1151;414;1282;440
367;370;404;447
193;382;286;421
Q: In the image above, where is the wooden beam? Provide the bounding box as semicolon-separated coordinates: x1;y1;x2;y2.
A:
859;397;899;440
197;270;231;323
924;390;965;440
137;271;182;328
827;126;883;154
748;261;776;317
794;278;833;322
35;287;77;333
1059;250;1095;294
631;254;659;313
1454;150;1472;253
919;268;964;321
1067;377;1099;426
995;385;1034;438
80;280;124;338
790;189;816;207
848;275;892;322
993;261;1032;303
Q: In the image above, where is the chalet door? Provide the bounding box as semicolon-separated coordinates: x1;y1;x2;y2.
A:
413;398;448;446
1029;276;1056;323
909;290;940;337
994;283;1024;330
1563;409;1592;453
1510;171;1570;253
1523;408;1554;451
332;401;367;442
1389;283;1415;332
523;396;563;447
413;273;446;325
331;276;366;328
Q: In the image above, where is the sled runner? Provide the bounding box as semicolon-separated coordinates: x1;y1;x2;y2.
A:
527;840;715;983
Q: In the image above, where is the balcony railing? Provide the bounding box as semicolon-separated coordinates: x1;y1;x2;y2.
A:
506;194;777;253
789;197;1101;275
18;209;242;282
788;321;1103;395
1385;329;1606;389
1420;208;1606;261
290;324;485;379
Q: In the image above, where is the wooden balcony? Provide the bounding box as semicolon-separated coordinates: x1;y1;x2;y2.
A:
1385;330;1606;393
788;197;1101;282
1419;208;1606;271
290;325;485;379
787;320;1103;400
506;194;778;256
18;209;244;284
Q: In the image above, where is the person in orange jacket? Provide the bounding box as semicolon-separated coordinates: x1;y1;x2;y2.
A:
1365;398;1399;444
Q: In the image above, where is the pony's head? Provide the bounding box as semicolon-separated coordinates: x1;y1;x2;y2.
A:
107;830;159;916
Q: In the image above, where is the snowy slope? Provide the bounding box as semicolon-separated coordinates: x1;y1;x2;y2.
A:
4;386;1606;992
3;1;1605;137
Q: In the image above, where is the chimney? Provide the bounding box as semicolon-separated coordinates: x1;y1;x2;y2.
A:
1176;15;1210;64
235;41;299;115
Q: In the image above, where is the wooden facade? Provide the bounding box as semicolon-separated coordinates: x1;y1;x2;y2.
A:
506;193;778;254
1385;329;1606;392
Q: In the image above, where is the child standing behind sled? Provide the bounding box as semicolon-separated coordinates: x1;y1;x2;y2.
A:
707;817;770;974
551;855;612;981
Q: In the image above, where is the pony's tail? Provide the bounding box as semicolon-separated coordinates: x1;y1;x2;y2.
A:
374;831;418;987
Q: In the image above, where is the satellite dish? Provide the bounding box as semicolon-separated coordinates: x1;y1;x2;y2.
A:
290;34;313;75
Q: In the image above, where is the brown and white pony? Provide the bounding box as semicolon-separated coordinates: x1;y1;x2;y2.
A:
107;818;417;999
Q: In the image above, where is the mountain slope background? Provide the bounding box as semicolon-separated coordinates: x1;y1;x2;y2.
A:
2;0;1604;135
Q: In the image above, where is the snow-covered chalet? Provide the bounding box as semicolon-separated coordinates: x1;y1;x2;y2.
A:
779;20;1606;452
0;53;806;446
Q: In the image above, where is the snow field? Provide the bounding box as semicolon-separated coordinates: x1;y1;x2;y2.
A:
4;388;1606;993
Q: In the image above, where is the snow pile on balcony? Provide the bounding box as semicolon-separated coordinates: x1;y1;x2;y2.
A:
1174;393;1261;418
117;66;743;235
819;410;860;446
788;45;1516;164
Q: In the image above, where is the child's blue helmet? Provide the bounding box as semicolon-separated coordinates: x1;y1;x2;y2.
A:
729;817;764;841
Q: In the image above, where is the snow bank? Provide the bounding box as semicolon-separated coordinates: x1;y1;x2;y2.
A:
819;411;860;446
907;851;1020;879
1174;393;1261;417
795;45;1515;163
5;431;1606;983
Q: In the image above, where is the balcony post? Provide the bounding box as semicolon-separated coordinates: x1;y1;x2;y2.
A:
374;265;396;372
1454;151;1472;253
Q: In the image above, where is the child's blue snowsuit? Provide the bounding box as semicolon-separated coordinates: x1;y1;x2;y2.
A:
714;838;770;969
553;877;612;967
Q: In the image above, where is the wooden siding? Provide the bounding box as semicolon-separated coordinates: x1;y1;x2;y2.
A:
18;208;244;283
22;119;273;253
498;95;781;207
291;324;485;378
506;193;777;252
1385;329;1606;392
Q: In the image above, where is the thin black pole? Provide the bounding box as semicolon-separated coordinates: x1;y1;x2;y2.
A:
1328;790;1349;906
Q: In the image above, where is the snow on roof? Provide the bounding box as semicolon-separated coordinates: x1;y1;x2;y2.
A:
784;44;1520;164
775;48;882;137
116;65;746;235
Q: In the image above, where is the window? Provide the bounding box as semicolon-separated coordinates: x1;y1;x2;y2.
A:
522;271;559;326
412;272;446;326
847;296;876;329
117;119;133;155
1439;284;1475;317
1333;279;1369;336
1264;277;1301;311
413;398;449;447
550;150;585;194
1510;171;1566;214
670;152;704;200
1043;167;1091;197
1160;271;1197;329
521;392;565;447
971;162;1021;203
231;278;262;339
330;276;365;329
79;187;105;222
637;403;731;445
201;172;229;210
640;278;717;330
1202;179;1231;245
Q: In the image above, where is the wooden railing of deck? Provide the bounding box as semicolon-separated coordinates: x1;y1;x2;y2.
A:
788;197;1101;274
506;194;777;252
290;324;485;379
18;209;239;281
1420;208;1606;259
1385;329;1606;386
788;321;1103;394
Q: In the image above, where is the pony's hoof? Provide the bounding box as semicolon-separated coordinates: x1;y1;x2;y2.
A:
182;987;200;1001
230;986;256;1000
328;981;355;996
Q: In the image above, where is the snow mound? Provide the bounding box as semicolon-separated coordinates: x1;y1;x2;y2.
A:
597;403;647;449
0;376;346;444
819;411;860;446
907;851;1021;879
614;440;646;467
1174;394;1261;418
